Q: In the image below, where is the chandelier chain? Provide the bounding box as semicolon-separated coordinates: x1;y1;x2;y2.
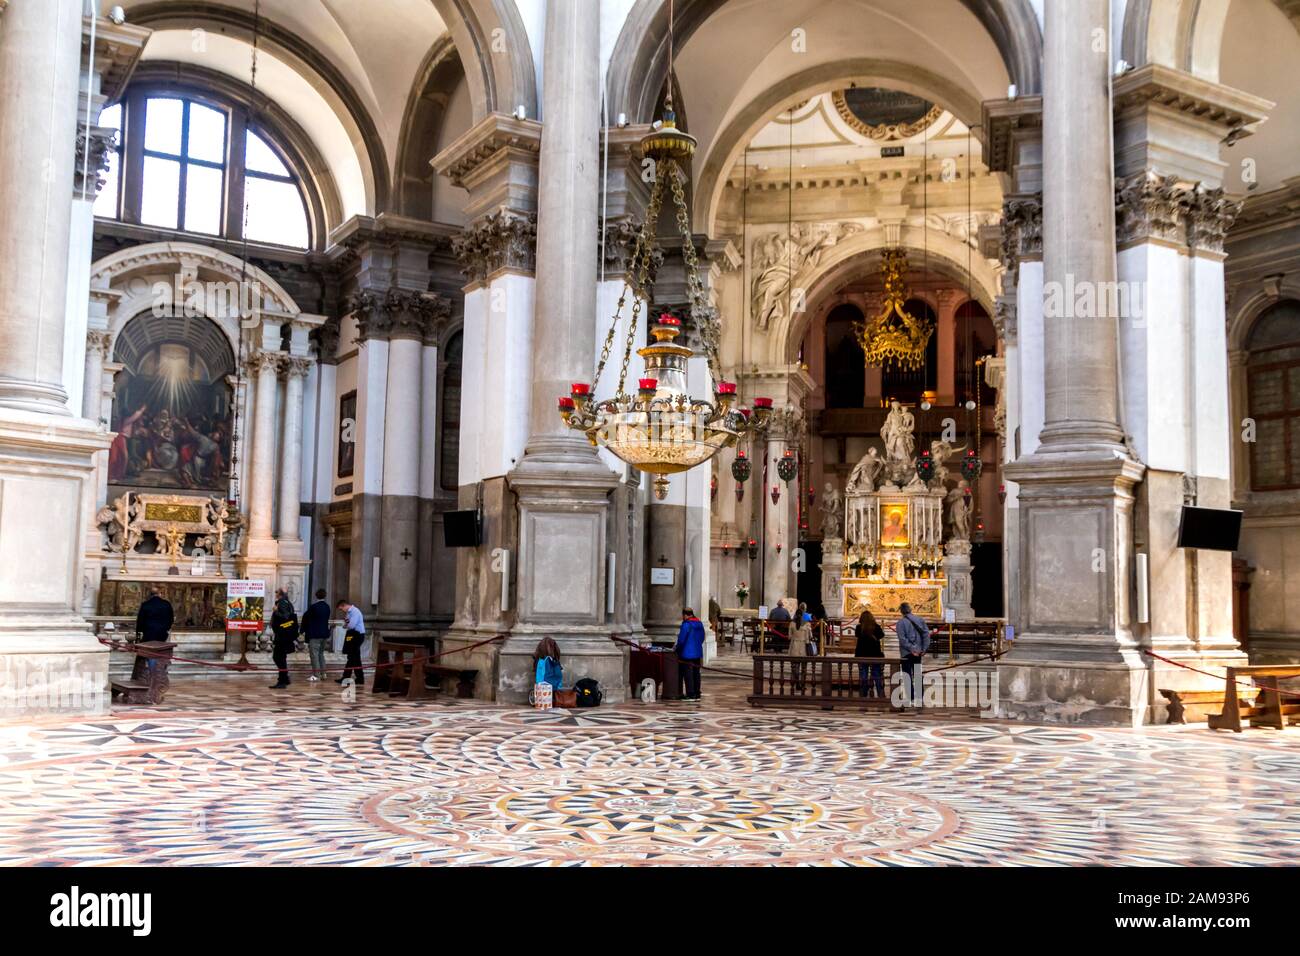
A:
669;160;722;382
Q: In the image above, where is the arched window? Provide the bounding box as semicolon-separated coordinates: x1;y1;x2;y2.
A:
95;89;314;250
825;304;866;409
440;332;463;491
1247;300;1300;491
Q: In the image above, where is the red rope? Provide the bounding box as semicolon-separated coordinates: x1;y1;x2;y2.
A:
1142;647;1300;701
99;632;507;677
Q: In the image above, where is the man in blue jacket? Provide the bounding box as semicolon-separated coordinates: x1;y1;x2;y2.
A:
675;607;705;701
894;602;931;710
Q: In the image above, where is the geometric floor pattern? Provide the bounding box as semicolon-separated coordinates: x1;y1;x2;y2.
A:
1;676;1298;866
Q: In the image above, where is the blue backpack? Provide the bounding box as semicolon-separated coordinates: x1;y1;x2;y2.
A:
534;656;562;689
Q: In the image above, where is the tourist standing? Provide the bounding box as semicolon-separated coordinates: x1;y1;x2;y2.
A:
301;588;332;682
676;607;705;701
336;598;366;687
855;609;885;698
269;587;299;689
894;602;931;709
768;598;792;651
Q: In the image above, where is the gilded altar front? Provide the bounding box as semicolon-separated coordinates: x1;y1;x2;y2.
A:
842;579;944;619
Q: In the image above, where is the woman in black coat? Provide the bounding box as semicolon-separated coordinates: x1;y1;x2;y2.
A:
854;610;886;698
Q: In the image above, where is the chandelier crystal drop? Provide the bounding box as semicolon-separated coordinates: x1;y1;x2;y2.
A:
558;108;771;500
855;247;934;370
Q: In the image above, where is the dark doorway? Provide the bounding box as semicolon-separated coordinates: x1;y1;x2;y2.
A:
970;540;1004;618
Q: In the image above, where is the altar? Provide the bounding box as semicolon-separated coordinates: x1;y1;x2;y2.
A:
818;400;975;622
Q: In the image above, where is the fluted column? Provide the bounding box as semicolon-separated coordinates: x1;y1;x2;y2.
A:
1038;0;1125;452
277;357;310;544
0;0;82;412
247;350;283;542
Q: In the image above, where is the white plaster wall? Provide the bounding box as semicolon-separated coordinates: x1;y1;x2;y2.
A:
382;337;423;498
1191;255;1231;481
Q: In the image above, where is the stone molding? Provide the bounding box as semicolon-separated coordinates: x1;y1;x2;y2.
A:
246;349;285;377
281;356;313;380
980;96;1043;175
452;210;537;284
1111;64;1273;140
74;124;117;200
348;288;452;343
993;292;1017;344
86;328;113;359
1114;170;1242;254
999;194;1042;281
310;316;341;365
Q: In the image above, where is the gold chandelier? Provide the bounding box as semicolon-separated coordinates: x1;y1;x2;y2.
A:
558;108;771;500
855;247;934;370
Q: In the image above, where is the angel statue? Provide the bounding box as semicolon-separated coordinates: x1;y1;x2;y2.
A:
819;482;843;540
929;438;968;486
945;480;971;541
95;504;123;552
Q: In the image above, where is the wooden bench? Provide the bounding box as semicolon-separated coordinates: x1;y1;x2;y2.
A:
1160;687;1258;725
111;640;176;705
373;640;478;700
1206;665;1300;732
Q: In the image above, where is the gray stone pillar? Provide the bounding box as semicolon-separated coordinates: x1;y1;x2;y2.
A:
504;0;624;703
1000;0;1148;725
0;0;113;716
0;0;81;412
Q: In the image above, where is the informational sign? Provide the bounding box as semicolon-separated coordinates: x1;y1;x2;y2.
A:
225;580;266;631
1005;624;1015;642
650;567;674;586
944;608;956;624
758;605;769;620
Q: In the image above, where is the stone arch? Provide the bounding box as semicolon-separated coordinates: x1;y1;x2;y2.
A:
1121;0;1300;82
394;33;466;218
91;241;303;359
606;0;1043;124
430;0;539;122
694;60;986;235
127;1;393;214
771;227;1001;365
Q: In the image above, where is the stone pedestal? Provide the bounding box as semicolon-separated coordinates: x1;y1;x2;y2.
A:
942;540;975;621
819;538;844;615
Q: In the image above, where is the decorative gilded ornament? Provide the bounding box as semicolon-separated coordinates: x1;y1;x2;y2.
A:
855;248;934;370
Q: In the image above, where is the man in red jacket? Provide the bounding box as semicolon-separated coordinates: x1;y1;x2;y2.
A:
675;608;705;701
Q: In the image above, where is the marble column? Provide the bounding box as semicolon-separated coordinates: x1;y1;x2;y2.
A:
246;350;283;548
999;0;1148;725
0;0;81;413
379;328;424;621
277;358;310;546
0;0;114;716
504;0;623;703
82;331;111;424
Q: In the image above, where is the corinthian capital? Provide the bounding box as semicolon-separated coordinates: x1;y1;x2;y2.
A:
452;211;537;284
1115;170;1189;247
246;350;285;376
1185;186;1242;255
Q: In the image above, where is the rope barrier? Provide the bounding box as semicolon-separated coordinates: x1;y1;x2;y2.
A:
98;632;508;678
1141;647;1300;701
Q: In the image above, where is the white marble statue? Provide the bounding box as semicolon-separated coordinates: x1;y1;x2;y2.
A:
95;504;123;551
929;438;968;485
945;480;971;541
819;482;843;539
847;446;884;493
881;401;916;462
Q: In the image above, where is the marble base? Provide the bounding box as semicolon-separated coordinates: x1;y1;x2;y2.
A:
495;632;628;705
0;408;111;716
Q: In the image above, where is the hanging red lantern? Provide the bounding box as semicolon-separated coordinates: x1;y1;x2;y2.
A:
776;450;798;483
710;474;718;502
731;450;751;483
770;484;781;505
960;448;983;482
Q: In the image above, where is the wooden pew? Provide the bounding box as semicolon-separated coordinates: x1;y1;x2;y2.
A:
1206;665;1300;732
1160;687;1257;725
374;640;478;700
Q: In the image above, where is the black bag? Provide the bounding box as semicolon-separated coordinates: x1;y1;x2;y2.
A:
574;678;603;708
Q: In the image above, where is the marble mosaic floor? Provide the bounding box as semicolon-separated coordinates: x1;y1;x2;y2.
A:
1;675;1298;866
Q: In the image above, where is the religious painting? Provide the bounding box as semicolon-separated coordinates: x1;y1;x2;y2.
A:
108;314;234;494
880;501;910;548
338;390;357;478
